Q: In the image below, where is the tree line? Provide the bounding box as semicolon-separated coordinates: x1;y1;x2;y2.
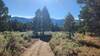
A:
0;0;34;32
1;0;100;36
0;0;61;32
77;0;100;36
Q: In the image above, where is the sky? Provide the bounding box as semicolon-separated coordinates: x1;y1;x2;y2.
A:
3;0;80;19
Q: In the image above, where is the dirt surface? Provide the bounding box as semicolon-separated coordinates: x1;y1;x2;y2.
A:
21;39;54;56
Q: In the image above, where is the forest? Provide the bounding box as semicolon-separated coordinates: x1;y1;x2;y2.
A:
0;0;100;56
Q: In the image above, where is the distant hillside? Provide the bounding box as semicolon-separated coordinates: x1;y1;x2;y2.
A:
51;19;64;26
11;17;80;27
11;17;33;23
11;17;64;26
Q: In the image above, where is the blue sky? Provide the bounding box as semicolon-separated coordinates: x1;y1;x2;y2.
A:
3;0;80;19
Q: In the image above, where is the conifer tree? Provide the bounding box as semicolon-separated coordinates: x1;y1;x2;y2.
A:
0;0;10;31
32;7;53;35
64;13;75;38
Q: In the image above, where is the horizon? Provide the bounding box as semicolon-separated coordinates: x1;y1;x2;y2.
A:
3;0;80;19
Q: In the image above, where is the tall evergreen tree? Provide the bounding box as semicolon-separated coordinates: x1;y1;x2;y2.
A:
41;7;53;31
64;13;75;38
0;0;10;31
64;13;75;32
77;0;100;35
32;7;53;35
33;9;42;32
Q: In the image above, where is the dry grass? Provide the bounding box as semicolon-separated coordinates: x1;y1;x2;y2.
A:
72;46;100;56
49;32;80;56
49;32;100;56
0;31;33;56
76;33;100;48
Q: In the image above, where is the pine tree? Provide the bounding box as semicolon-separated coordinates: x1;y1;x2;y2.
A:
64;13;75;32
0;0;10;31
64;13;75;38
33;9;42;32
32;7;53;36
77;0;100;35
42;7;53;31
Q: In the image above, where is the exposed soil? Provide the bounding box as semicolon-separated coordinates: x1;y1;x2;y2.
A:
21;39;54;56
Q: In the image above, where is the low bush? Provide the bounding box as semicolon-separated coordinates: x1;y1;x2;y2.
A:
49;32;80;56
0;31;32;56
49;32;100;56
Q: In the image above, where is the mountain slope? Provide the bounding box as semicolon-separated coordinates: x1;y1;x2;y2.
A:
51;19;64;26
11;17;33;23
11;17;80;27
11;17;64;26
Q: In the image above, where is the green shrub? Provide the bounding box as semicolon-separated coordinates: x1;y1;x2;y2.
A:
0;31;32;56
49;32;80;56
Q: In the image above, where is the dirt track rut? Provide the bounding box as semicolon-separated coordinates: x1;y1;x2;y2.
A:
21;40;54;56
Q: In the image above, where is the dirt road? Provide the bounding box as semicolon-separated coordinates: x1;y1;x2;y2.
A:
21;40;54;56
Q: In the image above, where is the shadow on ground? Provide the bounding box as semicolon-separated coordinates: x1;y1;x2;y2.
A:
32;35;52;42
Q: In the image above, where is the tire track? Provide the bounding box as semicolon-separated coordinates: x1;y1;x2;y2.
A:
21;39;54;56
30;40;43;56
